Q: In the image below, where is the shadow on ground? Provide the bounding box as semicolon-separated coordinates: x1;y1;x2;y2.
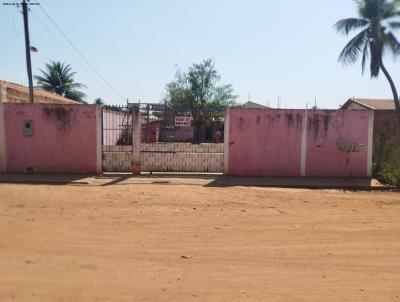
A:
205;176;390;191
0;173;394;191
0;174;94;185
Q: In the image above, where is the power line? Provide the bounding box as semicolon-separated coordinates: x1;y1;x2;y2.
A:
12;5;21;38
29;7;116;98
32;0;125;101
30;8;61;44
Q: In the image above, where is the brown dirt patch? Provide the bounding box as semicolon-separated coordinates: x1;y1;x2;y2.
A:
0;177;399;301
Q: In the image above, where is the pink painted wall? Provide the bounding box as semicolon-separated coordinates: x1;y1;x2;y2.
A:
226;108;372;177
4;103;99;174
305;110;371;177
227;109;304;176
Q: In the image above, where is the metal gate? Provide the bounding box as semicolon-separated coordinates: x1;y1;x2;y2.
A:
139;103;224;173
102;103;225;173
102;105;133;172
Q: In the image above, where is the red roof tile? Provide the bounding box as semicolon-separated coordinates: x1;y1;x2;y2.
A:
343;98;396;110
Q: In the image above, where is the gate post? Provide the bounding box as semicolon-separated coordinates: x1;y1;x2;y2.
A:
223;107;230;175
0;103;6;173
132;104;141;175
96;105;103;174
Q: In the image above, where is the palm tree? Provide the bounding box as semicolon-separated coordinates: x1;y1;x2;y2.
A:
34;61;87;102
335;0;400;124
93;98;104;105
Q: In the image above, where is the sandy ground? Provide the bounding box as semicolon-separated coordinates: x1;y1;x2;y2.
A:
0;176;399;302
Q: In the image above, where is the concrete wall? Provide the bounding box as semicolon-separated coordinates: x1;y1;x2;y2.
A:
142;143;223;172
226;109;303;176
225;108;373;177
305;110;373;177
1;103;102;174
102;146;132;172
103;143;224;173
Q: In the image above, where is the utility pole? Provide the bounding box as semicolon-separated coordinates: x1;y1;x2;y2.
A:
22;0;34;103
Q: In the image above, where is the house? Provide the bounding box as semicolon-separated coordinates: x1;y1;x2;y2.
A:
0;80;81;104
342;98;395;111
241;101;268;109
342;98;399;138
342;98;399;168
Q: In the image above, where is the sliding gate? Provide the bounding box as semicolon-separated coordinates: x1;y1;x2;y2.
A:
139;103;224;173
102;103;224;173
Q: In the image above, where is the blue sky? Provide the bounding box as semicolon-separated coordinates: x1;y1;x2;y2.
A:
1;0;400;108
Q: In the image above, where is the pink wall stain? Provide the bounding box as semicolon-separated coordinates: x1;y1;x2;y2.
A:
227;108;372;178
305;110;371;177
228;109;303;176
4;103;98;174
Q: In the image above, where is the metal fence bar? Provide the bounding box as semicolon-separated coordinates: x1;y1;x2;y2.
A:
102;103;225;173
102;105;134;172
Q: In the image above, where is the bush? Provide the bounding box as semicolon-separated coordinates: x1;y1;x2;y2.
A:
376;137;400;187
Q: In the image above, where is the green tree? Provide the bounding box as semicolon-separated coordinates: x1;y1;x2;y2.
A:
164;58;237;143
335;0;400;124
34;61;87;103
376;136;400;186
94;98;104;105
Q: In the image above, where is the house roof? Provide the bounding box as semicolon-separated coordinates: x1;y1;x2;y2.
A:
0;80;81;104
342;98;396;111
241;101;268;109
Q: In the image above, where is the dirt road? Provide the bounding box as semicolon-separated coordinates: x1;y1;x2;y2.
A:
0;177;399;301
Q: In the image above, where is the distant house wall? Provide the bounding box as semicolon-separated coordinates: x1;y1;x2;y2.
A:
0;103;101;174
341;99;400;141
344;102;369;110
343;101;400;165
373;111;400;141
225;108;373;177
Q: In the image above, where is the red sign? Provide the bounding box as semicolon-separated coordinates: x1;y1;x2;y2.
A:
175;117;192;127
